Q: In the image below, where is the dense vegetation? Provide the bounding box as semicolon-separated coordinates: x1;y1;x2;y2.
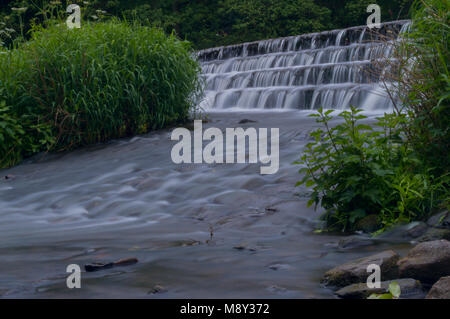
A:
297;0;449;233
1;0;414;50
0;20;202;168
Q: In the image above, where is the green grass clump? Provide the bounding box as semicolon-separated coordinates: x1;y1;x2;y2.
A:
393;0;449;174
0;19;203;168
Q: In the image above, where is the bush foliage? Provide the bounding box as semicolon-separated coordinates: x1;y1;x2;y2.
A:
296;107;448;232
0;20;202;168
0;0;414;50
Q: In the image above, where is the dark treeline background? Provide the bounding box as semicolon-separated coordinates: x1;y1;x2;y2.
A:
1;0;413;49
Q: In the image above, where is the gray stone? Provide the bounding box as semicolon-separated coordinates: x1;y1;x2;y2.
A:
238;119;257;124
338;235;375;250
418;228;450;242
398;240;450;284
377;221;428;241
405;222;428;238
426;276;450;299
323;250;400;287
336;278;424;299
427;211;450;229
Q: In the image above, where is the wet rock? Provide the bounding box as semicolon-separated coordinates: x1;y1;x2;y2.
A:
355;215;379;233
426;276;450;299
267;285;288;293
427;211;450;229
85;257;138;272
335;278;424;299
398;240;450;283
174;240;202;247
268;263;293;271
377;221;429;241
405;222;429;238
338;235;375;250
233;244;257;252
418;228;450;242
323;250;399;287
238;119;257;124
114;257;139;267
148;285;168;295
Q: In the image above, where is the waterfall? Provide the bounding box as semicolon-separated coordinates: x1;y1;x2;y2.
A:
197;20;410;110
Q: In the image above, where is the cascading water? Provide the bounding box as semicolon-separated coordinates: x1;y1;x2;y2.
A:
197;20;410;110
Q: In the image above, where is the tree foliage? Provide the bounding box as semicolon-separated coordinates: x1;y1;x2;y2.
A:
0;0;414;49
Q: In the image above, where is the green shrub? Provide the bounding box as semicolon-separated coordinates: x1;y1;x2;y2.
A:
389;0;449;174
0;19;202;168
296;107;448;233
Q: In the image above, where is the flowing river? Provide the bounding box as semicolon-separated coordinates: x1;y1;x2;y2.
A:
0;21;412;298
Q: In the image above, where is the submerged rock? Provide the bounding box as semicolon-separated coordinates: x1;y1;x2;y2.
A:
377;221;429;241
335;278;424;299
84;257;138;272
238;119;257;124
337;235;375;250
148;285;168;295
323;250;399;287
426;276;450;299
398;240;450;283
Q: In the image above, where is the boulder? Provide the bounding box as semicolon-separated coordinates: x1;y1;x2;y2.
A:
238;119;257;124
377;221;428;241
398;240;450;283
323;250;400;287
418;228;450;242
405;222;429;238
338;235;375;250
335;278;424;299
426;276;450;299
427;211;450;229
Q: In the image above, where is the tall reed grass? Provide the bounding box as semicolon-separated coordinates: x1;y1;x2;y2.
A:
382;0;449;174
0;19;203;168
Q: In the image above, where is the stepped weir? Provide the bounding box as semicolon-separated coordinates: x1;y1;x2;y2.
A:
197;20;410;110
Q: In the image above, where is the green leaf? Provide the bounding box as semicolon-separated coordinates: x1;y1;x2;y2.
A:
388;282;401;299
305;180;315;187
349;209;366;223
367;293;393;299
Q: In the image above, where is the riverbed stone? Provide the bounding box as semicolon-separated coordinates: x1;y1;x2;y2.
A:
426;276;450;299
238;119;257;124
418;228;450;242
398;240;450;283
322;250;400;287
427;211;450;229
377;221;428;241
338;235;375;250
335;278;424;299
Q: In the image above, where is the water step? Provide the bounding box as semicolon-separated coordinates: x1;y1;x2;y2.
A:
198;20;410;110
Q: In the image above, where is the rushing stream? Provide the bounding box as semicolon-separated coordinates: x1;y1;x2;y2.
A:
0;21;412;298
